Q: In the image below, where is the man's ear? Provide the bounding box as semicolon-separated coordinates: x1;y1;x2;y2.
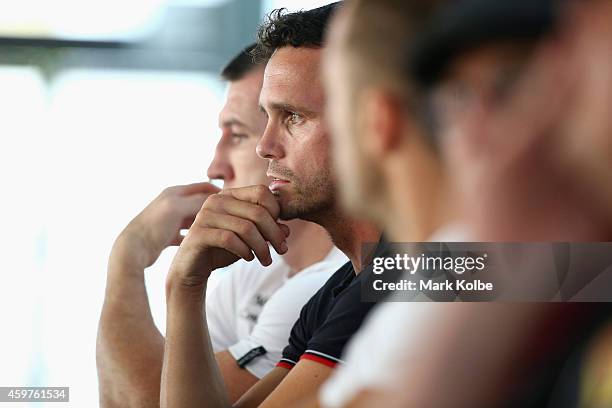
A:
359;88;404;160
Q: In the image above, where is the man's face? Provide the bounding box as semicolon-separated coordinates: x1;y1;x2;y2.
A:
323;8;382;218
430;43;531;138
431;43;543;235
430;43;534;199
207;66;269;189
257;46;336;221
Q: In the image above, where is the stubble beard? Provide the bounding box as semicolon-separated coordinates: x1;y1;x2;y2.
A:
277;173;336;221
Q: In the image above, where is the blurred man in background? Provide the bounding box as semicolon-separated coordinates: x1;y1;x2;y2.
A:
96;44;345;407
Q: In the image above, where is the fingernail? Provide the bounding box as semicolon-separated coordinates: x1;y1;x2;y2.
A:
262;256;272;266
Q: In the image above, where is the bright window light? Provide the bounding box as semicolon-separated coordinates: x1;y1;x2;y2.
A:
0;67;224;407
262;0;335;14
0;0;169;40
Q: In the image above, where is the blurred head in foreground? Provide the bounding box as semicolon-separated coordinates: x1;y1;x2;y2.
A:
320;2;612;408
410;0;612;240
207;44;269;189
323;0;459;241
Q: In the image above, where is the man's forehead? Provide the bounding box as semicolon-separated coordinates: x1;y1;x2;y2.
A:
260;47;324;108
266;47;321;74
219;89;260;129
442;43;532;86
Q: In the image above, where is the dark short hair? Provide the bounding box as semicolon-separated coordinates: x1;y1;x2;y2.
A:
220;43;261;81
409;0;557;89
252;2;341;63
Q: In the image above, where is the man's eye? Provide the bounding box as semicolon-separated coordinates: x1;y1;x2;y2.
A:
286;112;304;126
230;133;248;145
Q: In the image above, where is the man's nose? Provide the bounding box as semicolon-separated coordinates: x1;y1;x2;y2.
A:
256;122;284;160
207;143;234;182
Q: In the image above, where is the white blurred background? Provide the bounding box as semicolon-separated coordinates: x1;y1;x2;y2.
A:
0;0;330;406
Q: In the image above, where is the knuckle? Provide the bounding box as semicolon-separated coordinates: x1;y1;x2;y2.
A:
162;186;177;196
218;230;234;247
237;220;255;236
158;196;176;213
193;208;208;223
203;193;220;208
189;219;205;234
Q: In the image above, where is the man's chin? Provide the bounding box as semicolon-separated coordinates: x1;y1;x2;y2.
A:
277;200;300;221
279;199;334;223
272;186;335;221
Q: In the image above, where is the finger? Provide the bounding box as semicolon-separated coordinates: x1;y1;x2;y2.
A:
178;182;222;196
278;223;290;238
220;185;280;220
198;228;255;262
177;193;209;217
204;194;287;255
202;212;272;266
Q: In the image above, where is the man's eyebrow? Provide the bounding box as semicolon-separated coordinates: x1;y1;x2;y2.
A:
220;118;248;129
261;102;316;116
